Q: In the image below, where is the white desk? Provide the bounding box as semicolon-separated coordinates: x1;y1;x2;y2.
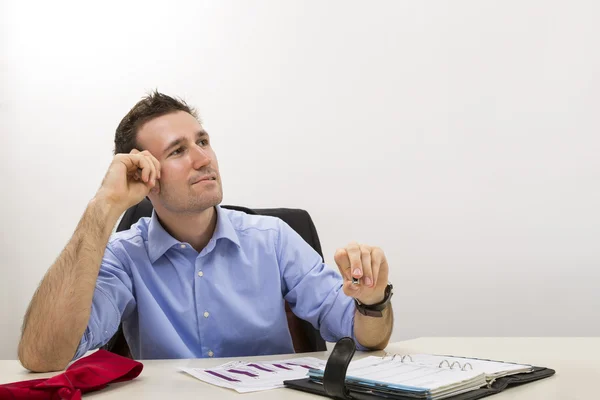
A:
1;338;596;399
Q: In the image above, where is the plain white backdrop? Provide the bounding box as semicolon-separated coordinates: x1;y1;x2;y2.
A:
1;0;599;359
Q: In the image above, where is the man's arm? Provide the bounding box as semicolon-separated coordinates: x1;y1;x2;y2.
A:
276;219;393;350
354;306;393;349
18;149;160;372
18;199;122;372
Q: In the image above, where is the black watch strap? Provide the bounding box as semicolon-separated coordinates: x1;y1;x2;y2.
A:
354;283;393;317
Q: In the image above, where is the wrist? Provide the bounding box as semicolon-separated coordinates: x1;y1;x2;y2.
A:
354;283;393;318
89;194;125;222
357;284;389;305
357;292;386;306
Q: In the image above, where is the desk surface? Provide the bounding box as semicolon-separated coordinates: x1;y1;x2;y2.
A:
1;337;597;399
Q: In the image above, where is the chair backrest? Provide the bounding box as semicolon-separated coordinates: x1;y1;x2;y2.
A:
101;199;327;357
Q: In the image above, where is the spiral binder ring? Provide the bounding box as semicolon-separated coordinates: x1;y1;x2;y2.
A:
450;361;463;369
382;353;414;363
380;355;476;373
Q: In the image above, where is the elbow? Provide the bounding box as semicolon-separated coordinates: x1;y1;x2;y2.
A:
18;340;70;373
19;354;70;373
360;336;390;351
372;336;390;350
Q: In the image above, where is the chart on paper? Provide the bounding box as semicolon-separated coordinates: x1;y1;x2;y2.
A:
180;356;327;393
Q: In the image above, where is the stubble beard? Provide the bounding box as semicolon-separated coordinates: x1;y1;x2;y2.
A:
159;182;224;215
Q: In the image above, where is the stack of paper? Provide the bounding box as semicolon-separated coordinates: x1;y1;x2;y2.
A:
181;356;327;393
309;356;488;400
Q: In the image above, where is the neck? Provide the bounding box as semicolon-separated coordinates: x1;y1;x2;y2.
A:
155;206;218;253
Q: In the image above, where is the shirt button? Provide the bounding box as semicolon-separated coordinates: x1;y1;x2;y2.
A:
180;244;186;249
197;271;204;277
203;311;210;318
208;350;214;357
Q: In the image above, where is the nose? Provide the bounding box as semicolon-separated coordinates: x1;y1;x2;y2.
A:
190;144;212;169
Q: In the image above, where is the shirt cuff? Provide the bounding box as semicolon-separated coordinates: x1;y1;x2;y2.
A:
319;286;371;351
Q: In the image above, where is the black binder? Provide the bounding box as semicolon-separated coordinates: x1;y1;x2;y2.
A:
284;338;555;400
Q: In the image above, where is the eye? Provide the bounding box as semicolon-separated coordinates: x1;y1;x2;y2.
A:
198;139;209;146
170;147;185;156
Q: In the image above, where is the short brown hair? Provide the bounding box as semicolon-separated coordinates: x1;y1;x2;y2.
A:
114;90;199;155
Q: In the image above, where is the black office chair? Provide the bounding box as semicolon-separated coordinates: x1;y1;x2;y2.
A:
101;198;327;357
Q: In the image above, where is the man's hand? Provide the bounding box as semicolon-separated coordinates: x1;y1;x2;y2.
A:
96;149;161;213
334;242;389;305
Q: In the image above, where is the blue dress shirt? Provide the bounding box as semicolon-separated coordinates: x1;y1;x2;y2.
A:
74;206;362;360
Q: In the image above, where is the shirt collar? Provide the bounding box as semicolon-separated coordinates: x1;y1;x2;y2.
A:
147;205;241;263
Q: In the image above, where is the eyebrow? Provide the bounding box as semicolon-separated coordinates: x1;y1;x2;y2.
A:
162;130;208;156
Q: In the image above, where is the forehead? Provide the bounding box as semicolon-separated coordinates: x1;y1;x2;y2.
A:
137;111;203;154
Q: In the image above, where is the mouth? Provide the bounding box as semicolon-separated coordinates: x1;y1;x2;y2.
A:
191;176;217;185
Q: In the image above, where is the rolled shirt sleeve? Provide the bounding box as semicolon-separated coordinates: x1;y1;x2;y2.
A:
72;244;136;360
276;219;368;351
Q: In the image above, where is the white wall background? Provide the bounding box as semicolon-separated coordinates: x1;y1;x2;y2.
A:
1;0;598;359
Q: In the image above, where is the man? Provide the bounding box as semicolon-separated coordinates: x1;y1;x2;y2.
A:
18;92;394;372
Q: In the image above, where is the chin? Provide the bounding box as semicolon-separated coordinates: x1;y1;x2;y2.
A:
193;190;223;209
159;189;223;214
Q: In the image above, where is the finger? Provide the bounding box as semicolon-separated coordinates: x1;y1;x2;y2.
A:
139;156;151;183
127;154;151;183
370;262;379;289
360;245;373;287
346;242;363;279
145;152;161;180
342;280;361;297
117;153;147;176
139;151;159;178
371;247;387;287
334;248;351;281
141;153;156;186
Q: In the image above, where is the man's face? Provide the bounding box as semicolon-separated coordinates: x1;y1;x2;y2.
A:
137;111;223;214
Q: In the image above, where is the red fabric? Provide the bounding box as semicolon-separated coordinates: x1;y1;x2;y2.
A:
0;350;143;400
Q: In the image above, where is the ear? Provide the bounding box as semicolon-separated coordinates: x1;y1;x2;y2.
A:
148;184;160;196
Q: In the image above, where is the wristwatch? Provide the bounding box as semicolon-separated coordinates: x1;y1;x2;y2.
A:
354;283;393;317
